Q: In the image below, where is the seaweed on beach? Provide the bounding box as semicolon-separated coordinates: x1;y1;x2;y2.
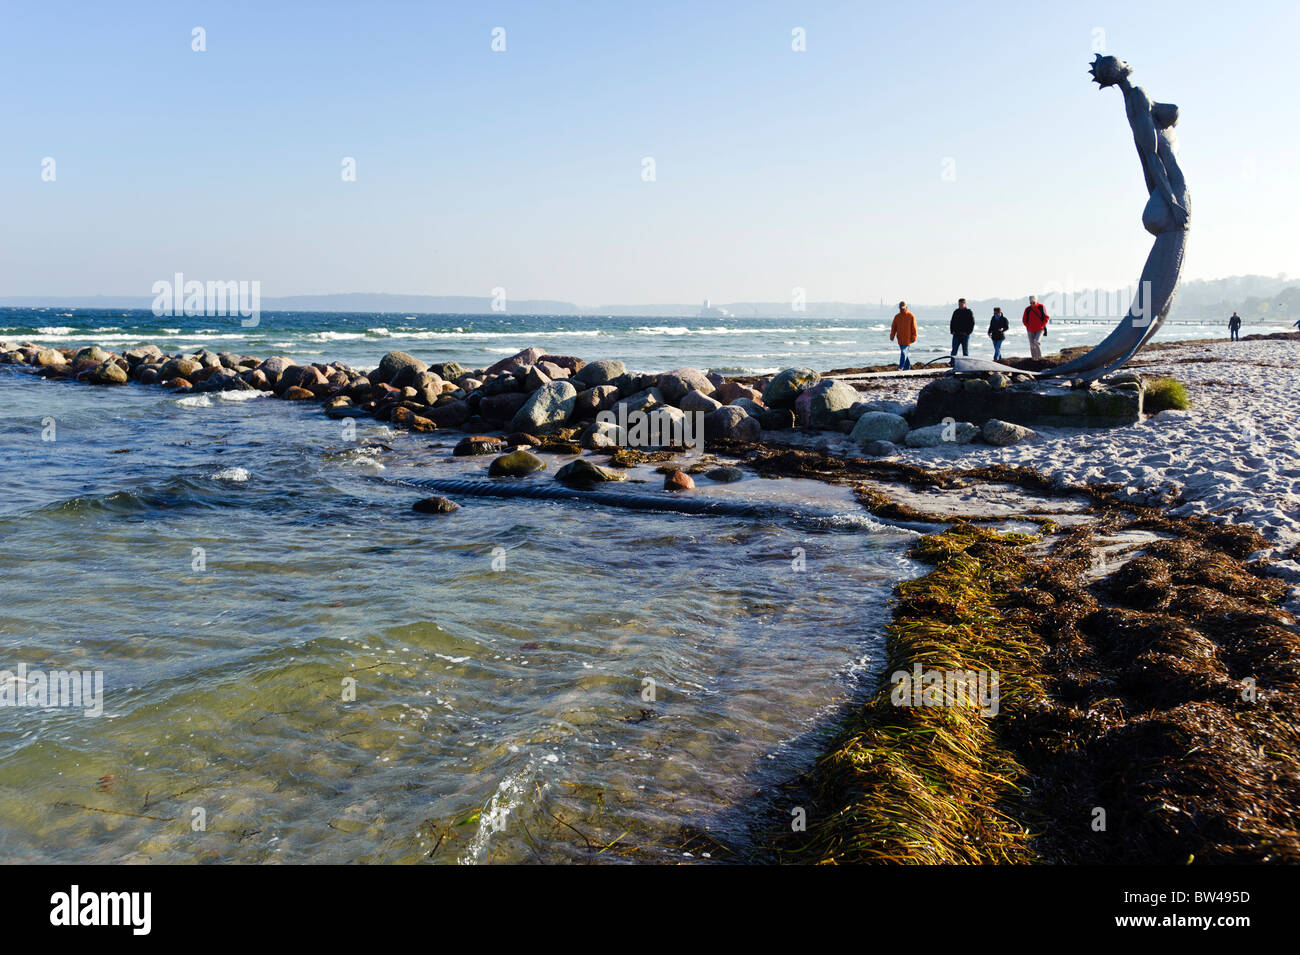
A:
781;524;1047;864
997;515;1300;864
777;497;1300;865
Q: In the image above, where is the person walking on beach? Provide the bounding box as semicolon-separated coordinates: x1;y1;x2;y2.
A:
1229;311;1242;341
1022;295;1050;359
988;307;1010;360
890;301;917;370
950;298;975;357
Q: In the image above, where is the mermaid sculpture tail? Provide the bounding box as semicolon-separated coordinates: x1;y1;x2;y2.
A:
1045;227;1187;379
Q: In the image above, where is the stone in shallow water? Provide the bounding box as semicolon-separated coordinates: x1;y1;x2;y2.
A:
489;449;546;477
663;468;695;491
412;496;460;514
86;360;128;385
454;435;506;456
34;348;66;367
705;466;744;483
555;458;627;484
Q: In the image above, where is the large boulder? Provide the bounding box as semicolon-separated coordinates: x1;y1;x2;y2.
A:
612;387;663;416
509;380;578;433
194;369;254;392
540;355;584;375
426;400;472;428
478;392;530;423
480;373;522;396
703;406;761;442
572;359;626;388
572;385;619;419
580;419;627;450
518;365;552;392
982;419;1038;446
905;421;980;448
411;371;446;405
762;367;820;407
848;398;911;420
679;389;723;414
257;356;294;384
713;381;763;404
160;357;203;380
657;368;714;403
428;361;469;382
86;359;128;385
124;344;164;364
485;347;545;377
850;412;910;445
34;348;66;367
807;379;861;428
372;351;426;385
756;407;795;430
74;346;111;364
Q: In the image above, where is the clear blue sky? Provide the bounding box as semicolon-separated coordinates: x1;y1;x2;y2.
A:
1;0;1295;305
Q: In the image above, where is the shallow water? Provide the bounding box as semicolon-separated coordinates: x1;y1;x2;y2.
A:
0;366;917;863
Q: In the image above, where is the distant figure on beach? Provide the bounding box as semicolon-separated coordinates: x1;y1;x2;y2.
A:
950;298;975;357
1023;296;1050;359
988;307;1010;360
1229;312;1242;341
890;301;917;370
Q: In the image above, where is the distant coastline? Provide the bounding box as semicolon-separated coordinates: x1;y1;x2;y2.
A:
2;272;1297;323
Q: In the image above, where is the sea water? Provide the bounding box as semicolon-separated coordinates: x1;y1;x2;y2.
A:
0;353;917;863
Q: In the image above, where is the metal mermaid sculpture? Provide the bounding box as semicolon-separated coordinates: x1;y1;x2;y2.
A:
955;54;1190;379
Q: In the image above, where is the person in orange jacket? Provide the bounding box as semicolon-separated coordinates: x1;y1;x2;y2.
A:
890;301;918;369
1022;295;1050;359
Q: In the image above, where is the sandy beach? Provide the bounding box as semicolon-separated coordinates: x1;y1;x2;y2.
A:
830;337;1300;601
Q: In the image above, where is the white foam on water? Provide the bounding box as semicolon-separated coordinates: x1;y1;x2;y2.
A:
459;758;551;864
176;395;213;408
210;467;251;482
216;390;267;402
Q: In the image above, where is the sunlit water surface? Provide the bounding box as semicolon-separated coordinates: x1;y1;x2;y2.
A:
0;367;917;863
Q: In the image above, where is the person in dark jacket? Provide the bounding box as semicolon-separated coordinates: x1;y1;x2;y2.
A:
987;307;1010;360
1228;312;1242;341
949;298;975;357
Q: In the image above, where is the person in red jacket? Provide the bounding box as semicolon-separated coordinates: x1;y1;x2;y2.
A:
1022;296;1050;359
